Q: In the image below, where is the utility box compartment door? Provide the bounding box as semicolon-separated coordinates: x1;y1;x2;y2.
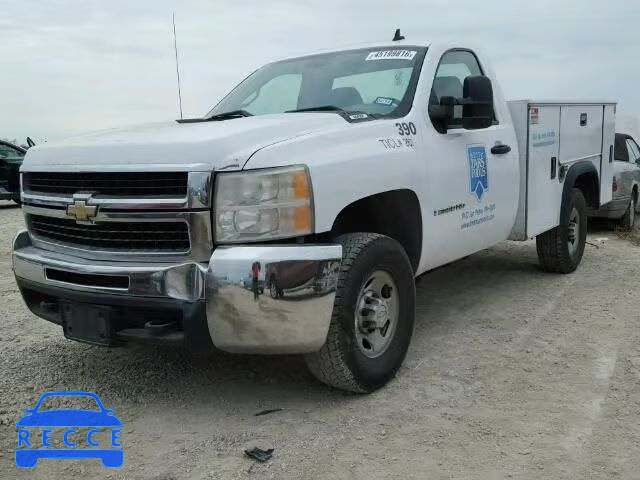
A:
558;106;604;165
600;104;615;205
526;105;563;237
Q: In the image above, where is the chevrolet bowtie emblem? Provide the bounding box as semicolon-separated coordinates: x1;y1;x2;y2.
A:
67;200;97;221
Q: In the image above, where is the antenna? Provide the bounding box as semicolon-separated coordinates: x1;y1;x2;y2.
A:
172;12;183;120
392;28;405;41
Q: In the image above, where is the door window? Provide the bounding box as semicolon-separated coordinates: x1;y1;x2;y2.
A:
429;50;486;128
614;134;629;161
627;139;640;165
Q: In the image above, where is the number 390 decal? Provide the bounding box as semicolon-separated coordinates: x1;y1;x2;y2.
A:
395;122;417;136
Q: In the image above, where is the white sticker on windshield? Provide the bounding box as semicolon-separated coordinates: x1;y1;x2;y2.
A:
374;97;393;105
365;50;416;61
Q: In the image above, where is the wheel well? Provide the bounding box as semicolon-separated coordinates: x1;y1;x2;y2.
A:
573;172;599;208
633;184;639;203
330;189;422;272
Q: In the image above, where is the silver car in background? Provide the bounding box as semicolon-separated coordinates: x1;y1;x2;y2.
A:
588;132;640;228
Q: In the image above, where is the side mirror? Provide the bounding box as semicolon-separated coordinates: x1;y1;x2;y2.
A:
427;94;455;133
462;75;494;130
26;137;36;148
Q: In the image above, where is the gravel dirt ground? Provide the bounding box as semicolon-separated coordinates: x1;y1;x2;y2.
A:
1;201;639;480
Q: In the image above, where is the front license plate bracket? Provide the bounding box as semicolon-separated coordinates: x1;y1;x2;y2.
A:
62;303;113;346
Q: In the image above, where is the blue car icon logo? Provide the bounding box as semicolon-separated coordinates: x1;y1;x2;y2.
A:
15;391;123;468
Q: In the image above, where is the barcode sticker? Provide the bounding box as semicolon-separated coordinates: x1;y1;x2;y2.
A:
365;50;416;61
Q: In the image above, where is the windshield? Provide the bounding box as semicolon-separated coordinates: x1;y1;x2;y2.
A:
207;47;427;119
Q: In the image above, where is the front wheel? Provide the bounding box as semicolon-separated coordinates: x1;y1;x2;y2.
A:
536;188;587;273
304;233;415;393
269;279;280;299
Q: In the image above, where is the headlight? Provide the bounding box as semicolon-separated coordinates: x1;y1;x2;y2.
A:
214;165;313;243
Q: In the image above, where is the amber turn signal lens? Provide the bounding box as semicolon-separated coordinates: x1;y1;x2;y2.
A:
293;171;310;199
295;206;312;231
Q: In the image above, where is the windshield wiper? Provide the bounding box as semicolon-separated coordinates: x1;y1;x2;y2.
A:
176;110;254;124
286;105;344;113
286;105;380;120
208;109;253;119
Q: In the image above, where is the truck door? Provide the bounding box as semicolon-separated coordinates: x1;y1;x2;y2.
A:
617;135;640;202
423;50;519;266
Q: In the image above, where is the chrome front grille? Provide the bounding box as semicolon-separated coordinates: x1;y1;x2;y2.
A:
23;172;188;197
20;170;214;262
28;214;190;252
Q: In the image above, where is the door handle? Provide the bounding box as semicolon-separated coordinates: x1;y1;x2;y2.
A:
491;144;511;155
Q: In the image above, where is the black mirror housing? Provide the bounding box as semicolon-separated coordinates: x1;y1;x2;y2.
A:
428;96;455;125
462;75;494;130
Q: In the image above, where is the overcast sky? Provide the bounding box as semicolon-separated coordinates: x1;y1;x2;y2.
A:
1;0;638;142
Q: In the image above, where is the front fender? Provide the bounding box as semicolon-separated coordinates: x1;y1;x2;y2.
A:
242;118;426;234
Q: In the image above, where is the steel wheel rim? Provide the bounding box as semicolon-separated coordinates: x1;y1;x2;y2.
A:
270;281;278;299
567;207;580;256
354;270;399;359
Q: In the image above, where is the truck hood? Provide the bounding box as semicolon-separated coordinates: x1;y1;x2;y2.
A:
22;113;347;172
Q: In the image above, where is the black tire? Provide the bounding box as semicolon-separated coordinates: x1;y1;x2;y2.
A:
304;233;415;393
269;279;279;299
11;194;21;205
536;188;587;273
620;196;636;229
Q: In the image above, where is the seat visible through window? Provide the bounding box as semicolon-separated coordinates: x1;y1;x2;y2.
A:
431;76;463;103
330;87;363;108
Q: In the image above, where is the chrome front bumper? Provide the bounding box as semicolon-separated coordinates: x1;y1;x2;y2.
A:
12;230;342;354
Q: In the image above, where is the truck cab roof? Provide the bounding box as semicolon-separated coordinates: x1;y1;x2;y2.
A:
273;38;434;63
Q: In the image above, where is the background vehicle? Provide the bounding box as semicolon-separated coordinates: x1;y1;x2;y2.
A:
12;39;615;392
588;132;640;228
265;260;329;298
0;139;26;204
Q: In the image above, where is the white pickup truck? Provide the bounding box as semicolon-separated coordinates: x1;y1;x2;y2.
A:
12;38;615;392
